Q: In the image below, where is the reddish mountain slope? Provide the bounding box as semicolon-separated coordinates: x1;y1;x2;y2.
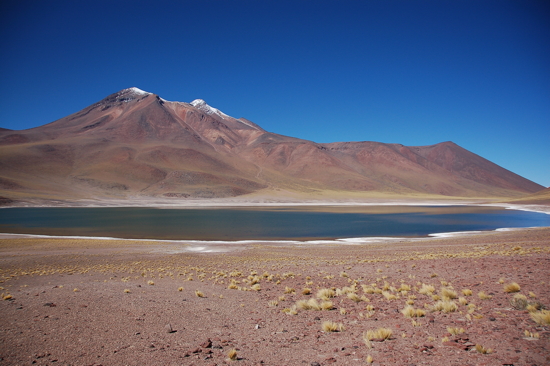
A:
0;88;544;201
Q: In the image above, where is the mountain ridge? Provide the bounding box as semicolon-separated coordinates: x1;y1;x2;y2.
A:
0;88;544;202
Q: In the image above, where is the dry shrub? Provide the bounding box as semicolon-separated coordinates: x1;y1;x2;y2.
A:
401;305;425;318
227;349;238;361
530;310;550;325
461;289;473;296
432;300;458;313
419;284;435;295
316;288;335;300
503;282;521;293
441;287;458;300
447;327;465;335
284;286;295;294
475;344;492;354
363;328;392;348
195;290;205;297
282;305;298;315
302;288;312;295
321;300;334;310
322;320;344;332
296;298;321;311
510;294;528;310
347;293;362;302
478;291;492;300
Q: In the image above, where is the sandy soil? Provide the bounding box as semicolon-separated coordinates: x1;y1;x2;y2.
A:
1;226;549;366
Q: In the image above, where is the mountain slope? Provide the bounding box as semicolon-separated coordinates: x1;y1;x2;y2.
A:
0;88;544;201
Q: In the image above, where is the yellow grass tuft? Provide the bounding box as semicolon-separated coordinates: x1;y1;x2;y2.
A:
524;330;540;339
322;320;344;332
477;291;492;300
178;287;183;292
147;280;154;286
530;310;550;325
296;298;322;311
447;327;465;335
458;297;468;306
284;286;296;294
441;287;458;300
282;305;298;315
401;305;425;318
363;327;392;348
503;282;521;293
475;344;492;354
432;300;458;313
347;293;362;302
316;288;335;300
3;294;13;300
124;289;131;293
227;348;238;361
251;284;261;291
321;300;334;310
302;288;312;295
195;290;205;297
461;288;473;296
419;283;435;295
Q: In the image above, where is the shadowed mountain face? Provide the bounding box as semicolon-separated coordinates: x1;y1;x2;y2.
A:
0;88;544;201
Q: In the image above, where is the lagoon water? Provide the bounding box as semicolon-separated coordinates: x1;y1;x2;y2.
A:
0;206;549;241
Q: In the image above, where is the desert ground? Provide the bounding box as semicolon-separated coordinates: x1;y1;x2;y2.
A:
1;217;549;366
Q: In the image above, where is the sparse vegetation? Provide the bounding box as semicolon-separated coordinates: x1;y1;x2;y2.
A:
461;288;472;296
503;282;521;293
227;348;238;361
195;290;205;297
478;291;492;300
475;344;492;354
322;320;344;332
530;310;550;325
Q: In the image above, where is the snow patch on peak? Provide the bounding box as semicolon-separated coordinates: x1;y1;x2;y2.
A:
189;99;259;130
126;87;151;95
190;99;206;107
190;99;231;119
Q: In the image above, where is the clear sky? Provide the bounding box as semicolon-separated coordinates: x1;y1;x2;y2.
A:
1;0;549;187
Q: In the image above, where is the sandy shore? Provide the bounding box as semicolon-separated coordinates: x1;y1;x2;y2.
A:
1;226;549;365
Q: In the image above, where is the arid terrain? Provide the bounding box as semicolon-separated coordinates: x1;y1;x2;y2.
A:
1;226;549;365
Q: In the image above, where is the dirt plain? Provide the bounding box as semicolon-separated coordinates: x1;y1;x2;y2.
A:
0;225;549;366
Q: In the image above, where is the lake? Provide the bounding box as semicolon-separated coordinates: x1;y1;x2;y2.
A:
0;205;549;241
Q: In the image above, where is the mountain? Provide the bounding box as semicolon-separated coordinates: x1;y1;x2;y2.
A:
0;87;544;202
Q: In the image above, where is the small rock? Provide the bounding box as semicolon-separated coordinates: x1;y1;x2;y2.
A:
165;324;176;333
200;338;212;348
311;363;321;366
191;347;202;353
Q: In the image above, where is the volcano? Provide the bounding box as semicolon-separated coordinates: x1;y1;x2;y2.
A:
0;87;544;202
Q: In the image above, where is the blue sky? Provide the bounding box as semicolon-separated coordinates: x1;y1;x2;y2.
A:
1;0;549;187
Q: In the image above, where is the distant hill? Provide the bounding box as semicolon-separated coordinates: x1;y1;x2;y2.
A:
505;187;550;205
0;87;544;202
